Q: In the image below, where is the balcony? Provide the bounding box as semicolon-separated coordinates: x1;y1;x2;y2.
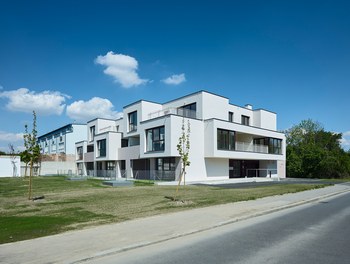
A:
84;152;94;162
148;107;196;120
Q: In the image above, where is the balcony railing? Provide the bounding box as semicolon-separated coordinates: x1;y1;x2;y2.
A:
133;170;176;181
148;108;196;120
87;169;117;179
246;169;278;178
235;142;269;154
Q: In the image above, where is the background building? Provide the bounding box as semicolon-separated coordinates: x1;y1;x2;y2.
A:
37;123;87;175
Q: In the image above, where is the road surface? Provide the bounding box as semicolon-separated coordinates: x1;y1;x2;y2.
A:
89;191;350;264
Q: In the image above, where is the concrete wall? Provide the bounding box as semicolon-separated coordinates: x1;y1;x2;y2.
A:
38;161;76;176
0;156;21;177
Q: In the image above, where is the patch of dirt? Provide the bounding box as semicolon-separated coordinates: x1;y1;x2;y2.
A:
171;200;195;206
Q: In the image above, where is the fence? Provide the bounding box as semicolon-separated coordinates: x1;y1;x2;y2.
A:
133;170;176;181
86;169;126;180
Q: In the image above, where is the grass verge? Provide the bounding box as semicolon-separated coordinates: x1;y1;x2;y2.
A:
0;176;330;244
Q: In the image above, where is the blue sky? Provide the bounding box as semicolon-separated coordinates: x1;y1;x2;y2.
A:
0;0;349;151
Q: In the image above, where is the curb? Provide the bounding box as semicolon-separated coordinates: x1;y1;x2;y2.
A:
74;187;350;263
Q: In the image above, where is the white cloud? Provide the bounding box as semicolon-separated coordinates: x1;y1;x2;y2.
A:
66;97;123;122
95;51;149;88
162;73;186;85
0;131;24;142
341;131;350;150
343;131;350;137
0;88;69;115
0;131;25;153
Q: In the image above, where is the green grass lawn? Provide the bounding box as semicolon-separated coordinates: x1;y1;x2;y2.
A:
0;176;330;244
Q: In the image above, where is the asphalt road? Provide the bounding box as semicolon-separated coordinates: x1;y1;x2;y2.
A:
196;178;345;189
89;191;350;264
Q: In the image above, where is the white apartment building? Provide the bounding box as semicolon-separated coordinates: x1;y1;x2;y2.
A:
38;124;87;155
75;91;286;181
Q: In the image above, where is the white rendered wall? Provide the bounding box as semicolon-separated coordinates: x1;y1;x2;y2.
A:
253;110;276;131
65;124;87;154
278;160;286;178
227;104;253;124
94;132;121;161
141;101;162;122
205;158;229;180
202;92;229;120
0;156;21;177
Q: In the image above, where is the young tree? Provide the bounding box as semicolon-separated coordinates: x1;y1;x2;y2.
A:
175;117;191;196
22;124;31;177
23;111;41;200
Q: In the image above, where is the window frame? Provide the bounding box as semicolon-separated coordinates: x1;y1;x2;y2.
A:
97;139;106;157
128;111;137;132
77;146;83;160
177;103;197;118
253;137;282;154
241;115;250;126
229;111;234;122
217;128;235;151
89;126;95;142
146;126;165;152
156;157;176;171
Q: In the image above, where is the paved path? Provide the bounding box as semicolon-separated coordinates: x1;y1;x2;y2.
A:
1;183;350;264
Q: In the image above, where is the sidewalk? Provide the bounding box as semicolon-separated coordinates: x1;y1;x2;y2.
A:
1;183;350;264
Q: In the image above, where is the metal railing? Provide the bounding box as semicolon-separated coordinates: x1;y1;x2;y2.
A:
133;170;176;181
86;169;127;180
246;169;278;178
148;108;196;120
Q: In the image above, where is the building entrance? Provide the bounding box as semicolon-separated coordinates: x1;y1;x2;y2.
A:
229;160;259;178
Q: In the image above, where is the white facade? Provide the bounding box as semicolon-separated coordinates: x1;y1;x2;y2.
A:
0;156;21;177
75;91;286;181
38;124;87;155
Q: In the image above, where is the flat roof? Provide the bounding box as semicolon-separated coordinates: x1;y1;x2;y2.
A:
38;123;86;139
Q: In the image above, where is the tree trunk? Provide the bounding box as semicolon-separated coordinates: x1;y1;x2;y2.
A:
28;159;33;200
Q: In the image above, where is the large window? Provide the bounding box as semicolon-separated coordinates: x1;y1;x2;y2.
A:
241;115;250;126
77;146;83;160
177;103;196;118
146;126;165;152
87;145;94;152
217;129;235;150
89;126;95;141
97;139;106;157
269;138;282;154
107;161;115;170
254;138;282;154
128;111;137;132
156;157;176;171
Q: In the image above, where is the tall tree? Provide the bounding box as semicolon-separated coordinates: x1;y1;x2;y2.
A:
285;119;350;178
